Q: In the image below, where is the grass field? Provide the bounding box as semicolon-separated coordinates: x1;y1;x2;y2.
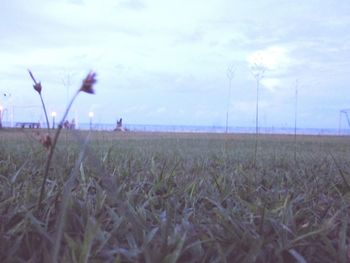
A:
1;128;350;262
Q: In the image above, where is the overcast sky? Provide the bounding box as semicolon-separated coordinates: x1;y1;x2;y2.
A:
1;0;349;129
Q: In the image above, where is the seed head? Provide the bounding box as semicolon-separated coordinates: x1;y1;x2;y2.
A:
80;71;97;94
28;69;42;94
41;133;52;150
33;82;42;94
34;132;52;150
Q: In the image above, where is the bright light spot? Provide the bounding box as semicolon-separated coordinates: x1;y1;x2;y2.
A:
88;111;94;118
51;111;57;117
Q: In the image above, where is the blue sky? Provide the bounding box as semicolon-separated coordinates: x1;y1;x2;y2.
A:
0;0;349;129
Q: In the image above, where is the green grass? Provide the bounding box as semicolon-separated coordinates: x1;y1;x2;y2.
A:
1;128;350;262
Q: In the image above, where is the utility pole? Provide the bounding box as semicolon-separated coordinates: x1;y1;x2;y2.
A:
226;65;235;133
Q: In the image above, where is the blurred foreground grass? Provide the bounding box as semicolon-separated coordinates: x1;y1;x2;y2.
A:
1;128;350;262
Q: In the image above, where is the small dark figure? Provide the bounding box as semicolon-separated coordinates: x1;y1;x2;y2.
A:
115;118;126;132
117;118;123;128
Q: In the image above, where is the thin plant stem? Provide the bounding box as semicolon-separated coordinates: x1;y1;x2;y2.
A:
254;78;259;167
28;70;50;131
226;79;231;133
225;66;235;133
294;80;298;163
40;94;51;131
250;61;265;168
37;90;80;209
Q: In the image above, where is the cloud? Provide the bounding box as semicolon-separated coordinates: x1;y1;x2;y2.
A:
247;46;293;71
155;107;166;114
124;104;149;114
261;78;282;92
118;0;146;10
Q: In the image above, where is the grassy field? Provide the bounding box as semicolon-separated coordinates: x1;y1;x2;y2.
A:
1;128;350;262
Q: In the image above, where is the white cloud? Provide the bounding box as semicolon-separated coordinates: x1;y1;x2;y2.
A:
247;46;293;71
261;78;282;92
155;107;166;114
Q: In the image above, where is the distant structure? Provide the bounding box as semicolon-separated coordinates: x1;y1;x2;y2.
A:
339;109;350;134
114;118;127;132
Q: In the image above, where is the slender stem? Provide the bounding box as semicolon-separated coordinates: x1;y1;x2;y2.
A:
40;94;50;131
225;66;235;133
256;78;259;136
37;90;80;209
28;70;50;131
226;78;232;133
254;78;259;167
250;64;265;168
294;81;298;162
225;112;229;133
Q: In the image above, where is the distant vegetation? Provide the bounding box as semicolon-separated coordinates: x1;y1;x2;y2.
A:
1;130;350;262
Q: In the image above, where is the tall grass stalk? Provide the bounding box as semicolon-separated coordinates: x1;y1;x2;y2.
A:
225;65;235;134
28;69;50;131
36;71;96;209
250;62;265;167
254;77;260;166
37;90;79;208
294;80;298;163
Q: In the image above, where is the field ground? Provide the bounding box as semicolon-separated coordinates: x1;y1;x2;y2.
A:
1;128;350;262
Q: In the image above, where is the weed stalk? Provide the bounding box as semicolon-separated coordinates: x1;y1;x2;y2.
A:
35;71;97;209
28;69;50;131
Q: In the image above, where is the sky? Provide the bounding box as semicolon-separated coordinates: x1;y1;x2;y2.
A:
0;0;350;129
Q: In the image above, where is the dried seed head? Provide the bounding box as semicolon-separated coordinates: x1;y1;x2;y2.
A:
80;71;97;94
28;69;42;94
33;82;42;94
41;133;52;150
